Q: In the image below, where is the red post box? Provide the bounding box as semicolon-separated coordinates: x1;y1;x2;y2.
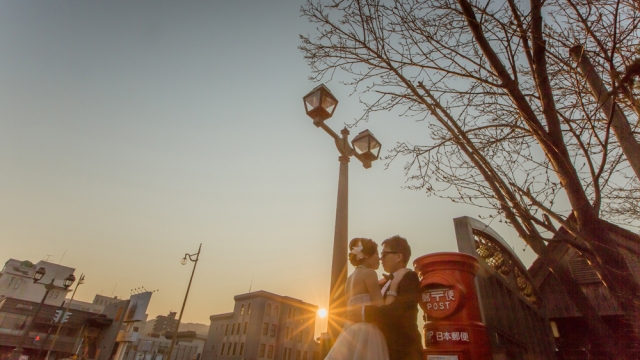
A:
414;252;492;360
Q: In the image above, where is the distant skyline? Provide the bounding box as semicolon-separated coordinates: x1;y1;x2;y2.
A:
0;0;538;337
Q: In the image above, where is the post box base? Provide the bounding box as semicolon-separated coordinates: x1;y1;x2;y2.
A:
423;349;467;360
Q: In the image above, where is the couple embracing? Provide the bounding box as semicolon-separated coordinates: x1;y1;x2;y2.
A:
325;235;423;360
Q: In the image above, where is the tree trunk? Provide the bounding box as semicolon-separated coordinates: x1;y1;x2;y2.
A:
570;45;640;181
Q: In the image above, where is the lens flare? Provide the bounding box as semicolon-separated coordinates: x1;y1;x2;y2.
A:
317;308;328;318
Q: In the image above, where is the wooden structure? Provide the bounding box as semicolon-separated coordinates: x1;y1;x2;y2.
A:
453;216;556;359
528;230;640;359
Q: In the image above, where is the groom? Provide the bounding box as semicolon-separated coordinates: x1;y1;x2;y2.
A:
362;235;423;360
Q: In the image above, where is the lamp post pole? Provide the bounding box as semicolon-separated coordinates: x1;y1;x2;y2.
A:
327;129;351;343
9;269;75;360
166;244;201;360
45;274;85;360
303;85;382;345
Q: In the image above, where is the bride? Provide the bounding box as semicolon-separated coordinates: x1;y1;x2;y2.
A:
325;238;389;360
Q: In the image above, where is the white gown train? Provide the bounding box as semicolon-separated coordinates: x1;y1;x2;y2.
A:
324;294;389;360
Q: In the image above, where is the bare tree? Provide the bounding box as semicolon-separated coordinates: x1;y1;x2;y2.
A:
300;0;640;357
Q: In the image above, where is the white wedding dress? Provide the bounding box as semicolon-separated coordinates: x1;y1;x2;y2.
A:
324;294;390;360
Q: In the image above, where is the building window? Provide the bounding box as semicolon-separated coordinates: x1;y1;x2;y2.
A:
14;278;22;289
259;344;266;357
287;348;292;360
232;342;237;355
287;308;293;319
239;343;245;356
270;324;277;337
262;322;269;336
296;350;301;360
267;345;274;359
243;322;248;334
265;303;272;317
227;343;232;356
241;304;245;315
273;305;279;317
225;324;229;335
303;330;309;342
220;343;225;355
232;323;236;335
8;277;23;289
285;327;290;340
0;313;28;331
248;303;252;314
302;351;308;360
296;331;302;342
238;322;242;334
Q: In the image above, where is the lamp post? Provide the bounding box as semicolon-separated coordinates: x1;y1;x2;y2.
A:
44;273;85;360
303;84;382;343
9;268;76;360
166;244;201;360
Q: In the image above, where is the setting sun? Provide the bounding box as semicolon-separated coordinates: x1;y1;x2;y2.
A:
317;308;328;318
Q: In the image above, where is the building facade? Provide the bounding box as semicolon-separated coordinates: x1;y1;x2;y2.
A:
151;312;178;337
93;295;123;309
0;260;74;307
117;333;199;360
203;291;319;360
0;258;162;360
0;296;113;360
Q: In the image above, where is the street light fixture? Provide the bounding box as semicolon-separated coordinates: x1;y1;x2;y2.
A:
9;268;76;360
167;244;202;360
304;84;338;125
34;267;46;282
303;84;382;343
351;130;382;169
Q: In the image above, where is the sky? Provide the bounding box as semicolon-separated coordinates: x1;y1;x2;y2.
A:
0;0;538;337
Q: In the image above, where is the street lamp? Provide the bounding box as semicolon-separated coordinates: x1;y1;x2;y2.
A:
167;244;201;360
44;274;85;360
303;84;382;342
9;268;76;360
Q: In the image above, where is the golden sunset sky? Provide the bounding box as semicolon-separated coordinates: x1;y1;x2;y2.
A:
0;0;538;336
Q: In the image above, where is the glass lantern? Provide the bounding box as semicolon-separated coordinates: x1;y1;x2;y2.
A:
303;84;338;125
351;130;381;168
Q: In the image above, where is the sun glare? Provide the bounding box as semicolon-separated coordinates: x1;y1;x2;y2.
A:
317;308;328;318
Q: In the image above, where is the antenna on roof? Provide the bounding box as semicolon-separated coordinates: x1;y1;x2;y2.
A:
58;249;67;265
249;274;254;293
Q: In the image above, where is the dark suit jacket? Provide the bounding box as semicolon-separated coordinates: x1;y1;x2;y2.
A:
365;271;423;360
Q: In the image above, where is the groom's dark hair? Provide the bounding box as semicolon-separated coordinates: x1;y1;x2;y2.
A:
382;235;411;266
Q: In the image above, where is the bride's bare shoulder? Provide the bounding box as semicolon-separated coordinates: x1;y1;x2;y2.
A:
351;267;377;281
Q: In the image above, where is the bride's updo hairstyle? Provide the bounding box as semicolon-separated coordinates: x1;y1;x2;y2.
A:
348;238;378;266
